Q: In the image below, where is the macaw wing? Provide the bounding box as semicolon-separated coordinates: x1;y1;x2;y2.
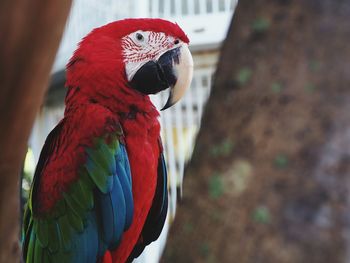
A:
23;120;134;263
127;139;168;260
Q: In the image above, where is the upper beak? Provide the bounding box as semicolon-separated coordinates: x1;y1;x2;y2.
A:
160;44;193;111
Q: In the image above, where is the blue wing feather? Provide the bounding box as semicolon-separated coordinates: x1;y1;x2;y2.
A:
70;211;99;263
121;145;132;186
97;170;126;251
115;145;134;229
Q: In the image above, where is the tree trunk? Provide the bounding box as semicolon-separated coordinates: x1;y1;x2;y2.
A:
162;0;350;262
0;1;71;262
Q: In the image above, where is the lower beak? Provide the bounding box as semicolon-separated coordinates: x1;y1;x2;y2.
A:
160;44;193;111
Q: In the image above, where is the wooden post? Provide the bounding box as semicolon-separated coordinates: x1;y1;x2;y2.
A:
163;0;350;262
0;1;71;261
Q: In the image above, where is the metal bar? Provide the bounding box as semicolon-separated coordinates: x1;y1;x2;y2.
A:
175;0;182;17
198;0;206;14
213;0;219;13
187;0;195;15
163;0;171;17
151;0;159;17
225;0;231;11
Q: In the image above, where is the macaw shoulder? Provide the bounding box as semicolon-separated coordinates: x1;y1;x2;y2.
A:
67;103;121;138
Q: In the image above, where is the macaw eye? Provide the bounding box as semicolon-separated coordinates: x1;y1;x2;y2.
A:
136;33;144;41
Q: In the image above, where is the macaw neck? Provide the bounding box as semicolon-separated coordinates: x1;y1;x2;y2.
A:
64;84;159;119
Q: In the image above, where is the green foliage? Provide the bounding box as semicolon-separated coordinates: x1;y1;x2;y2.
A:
252;18;271;33
210;138;235;157
208;174;224;199
274;154;289;169
22;148;36;204
22;171;32;202
199;242;210;257
271;82;284;93
304;83;316;92
210;210;224;223
236;68;253;85
309;60;321;72
183;222;194;233
252;206;271;224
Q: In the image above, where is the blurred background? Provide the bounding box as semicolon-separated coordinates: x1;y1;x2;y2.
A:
18;0;350;262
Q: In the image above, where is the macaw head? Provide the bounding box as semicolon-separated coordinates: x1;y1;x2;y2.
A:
66;18;193;111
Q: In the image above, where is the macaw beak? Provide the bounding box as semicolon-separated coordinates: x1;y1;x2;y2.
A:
160;45;193;111
129;44;193;110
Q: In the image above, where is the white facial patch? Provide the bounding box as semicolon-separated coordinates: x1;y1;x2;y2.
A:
122;30;181;81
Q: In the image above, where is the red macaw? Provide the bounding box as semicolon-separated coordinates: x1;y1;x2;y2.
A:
22;18;193;263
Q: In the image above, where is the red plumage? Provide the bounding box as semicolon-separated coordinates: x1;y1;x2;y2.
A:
35;18;189;262
36;104;119;214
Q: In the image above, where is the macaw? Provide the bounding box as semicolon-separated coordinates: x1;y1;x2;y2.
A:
22;18;193;263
